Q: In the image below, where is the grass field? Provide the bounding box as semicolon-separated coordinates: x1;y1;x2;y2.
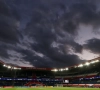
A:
0;87;99;90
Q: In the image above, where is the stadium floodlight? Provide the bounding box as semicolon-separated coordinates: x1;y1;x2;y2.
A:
61;69;64;71
51;69;58;72
78;64;83;67
18;68;21;70
3;64;6;67
65;68;68;70
90;61;95;64
59;68;63;71
7;66;11;69
85;62;90;66
95;60;99;62
13;67;17;69
54;69;58;72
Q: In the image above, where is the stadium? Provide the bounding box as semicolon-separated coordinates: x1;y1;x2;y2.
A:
0;57;100;90
1;0;100;90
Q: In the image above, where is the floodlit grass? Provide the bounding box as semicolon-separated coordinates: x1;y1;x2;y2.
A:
0;87;99;90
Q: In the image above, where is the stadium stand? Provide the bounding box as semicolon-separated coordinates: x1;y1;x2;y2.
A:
0;57;100;88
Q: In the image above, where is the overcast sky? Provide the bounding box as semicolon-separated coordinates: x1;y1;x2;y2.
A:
0;0;100;68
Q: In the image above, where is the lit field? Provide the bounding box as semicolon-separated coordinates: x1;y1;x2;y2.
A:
0;87;100;90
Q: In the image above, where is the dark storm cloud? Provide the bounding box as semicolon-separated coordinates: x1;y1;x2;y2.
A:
70;2;100;28
16;49;53;68
0;44;9;58
1;0;100;68
84;38;100;54
0;0;21;44
16;45;84;68
70;41;83;53
23;0;100;67
23;13;84;67
15;0;100;67
58;2;100;35
0;0;21;60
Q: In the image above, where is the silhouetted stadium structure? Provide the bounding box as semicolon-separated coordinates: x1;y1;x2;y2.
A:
0;57;100;88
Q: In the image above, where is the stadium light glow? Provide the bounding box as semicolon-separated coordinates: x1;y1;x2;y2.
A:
95;60;99;62
7;66;11;69
78;64;83;67
18;68;21;70
65;68;68;70
12;67;21;70
3;64;6;67
53;69;58;72
13;67;17;69
90;61;95;64
51;69;58;72
90;60;99;64
74;66;77;68
60;68;63;71
85;62;90;66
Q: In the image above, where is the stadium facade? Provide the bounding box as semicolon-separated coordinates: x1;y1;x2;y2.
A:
0;57;100;88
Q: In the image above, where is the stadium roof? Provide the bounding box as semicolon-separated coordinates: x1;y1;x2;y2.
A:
0;57;100;71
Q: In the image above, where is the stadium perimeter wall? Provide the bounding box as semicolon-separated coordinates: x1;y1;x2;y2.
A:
63;84;100;88
1;84;100;88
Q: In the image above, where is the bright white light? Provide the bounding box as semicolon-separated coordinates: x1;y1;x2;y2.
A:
17;68;21;70
90;60;99;64
3;64;6;67
7;66;11;69
90;61;95;64
60;69;63;71
95;60;99;62
13;67;17;69
65;68;68;70
51;69;58;72
85;62;90;66
78;64;83;67
3;64;7;67
53;69;58;72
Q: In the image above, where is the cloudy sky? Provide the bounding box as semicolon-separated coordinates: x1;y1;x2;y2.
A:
0;0;100;68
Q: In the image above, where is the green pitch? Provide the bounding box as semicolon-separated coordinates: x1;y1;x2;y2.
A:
0;87;99;90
